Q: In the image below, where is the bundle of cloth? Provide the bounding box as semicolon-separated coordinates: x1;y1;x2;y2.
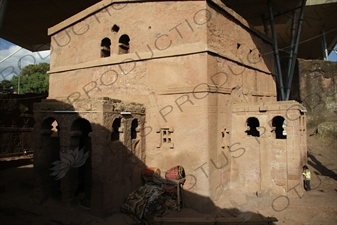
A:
120;183;166;224
120;166;185;224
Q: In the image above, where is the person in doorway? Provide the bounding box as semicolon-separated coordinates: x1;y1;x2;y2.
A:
302;165;311;191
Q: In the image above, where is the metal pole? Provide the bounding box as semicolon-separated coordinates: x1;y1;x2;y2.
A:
285;0;307;100
268;0;285;101
262;14;270;38
287;11;297;77
321;27;329;60
264;6;302;20
18;75;20;94
321;33;326;60
285;11;297;97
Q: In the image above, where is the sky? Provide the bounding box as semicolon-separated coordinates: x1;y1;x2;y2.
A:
329;48;337;61
0;37;336;81
0;38;50;81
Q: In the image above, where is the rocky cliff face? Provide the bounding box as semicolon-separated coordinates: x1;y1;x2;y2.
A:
292;59;337;127
291;59;337;144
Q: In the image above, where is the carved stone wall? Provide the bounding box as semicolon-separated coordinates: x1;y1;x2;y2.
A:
41;0;308;215
33;98;145;216
229;101;307;197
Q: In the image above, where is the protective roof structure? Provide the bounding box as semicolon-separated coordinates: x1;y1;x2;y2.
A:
0;0;99;51
0;0;336;59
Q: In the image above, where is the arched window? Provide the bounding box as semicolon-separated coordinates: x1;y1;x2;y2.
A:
272;116;287;139
101;37;111;57
41;117;59;137
71;118;92;137
245;117;260;137
111;118;121;141
118;34;130;54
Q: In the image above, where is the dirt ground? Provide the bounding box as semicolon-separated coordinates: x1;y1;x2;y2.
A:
0;129;336;225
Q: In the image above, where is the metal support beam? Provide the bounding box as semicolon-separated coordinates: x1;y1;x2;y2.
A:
268;0;285;101
262;14;270;38
321;27;329;60
266;0;307;101
285;0;307;101
286;10;297;90
264;5;302;20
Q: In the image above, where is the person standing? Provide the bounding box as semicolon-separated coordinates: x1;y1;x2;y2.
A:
302;165;311;191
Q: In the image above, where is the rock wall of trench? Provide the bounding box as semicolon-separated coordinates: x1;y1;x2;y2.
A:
291;59;337;126
291;59;337;141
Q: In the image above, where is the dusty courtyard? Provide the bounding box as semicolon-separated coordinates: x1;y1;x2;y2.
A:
0;128;336;225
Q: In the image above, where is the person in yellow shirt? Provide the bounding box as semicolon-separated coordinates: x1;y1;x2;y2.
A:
302;165;311;191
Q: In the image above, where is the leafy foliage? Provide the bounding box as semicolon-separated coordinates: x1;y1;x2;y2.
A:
19;62;50;77
11;63;50;94
0;79;13;93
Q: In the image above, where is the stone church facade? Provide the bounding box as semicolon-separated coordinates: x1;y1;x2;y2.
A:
33;0;307;216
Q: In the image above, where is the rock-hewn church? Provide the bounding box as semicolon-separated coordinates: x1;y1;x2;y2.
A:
33;0;307;216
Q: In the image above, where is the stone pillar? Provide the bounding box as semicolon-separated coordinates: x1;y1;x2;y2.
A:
58;129;79;206
90;126;112;217
33;129;53;204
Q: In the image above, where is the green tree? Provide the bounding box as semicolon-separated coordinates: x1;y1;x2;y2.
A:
19;62;50;77
0;79;14;93
11;63;50;94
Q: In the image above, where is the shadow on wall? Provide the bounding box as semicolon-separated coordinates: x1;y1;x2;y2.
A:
32;99;278;224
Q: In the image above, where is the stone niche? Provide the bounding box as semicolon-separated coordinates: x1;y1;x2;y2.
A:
33;97;146;216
